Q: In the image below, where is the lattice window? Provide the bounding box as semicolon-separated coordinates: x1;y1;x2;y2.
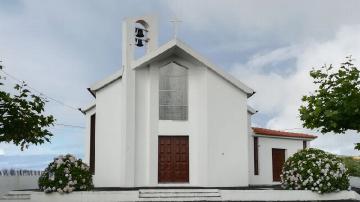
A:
159;63;188;120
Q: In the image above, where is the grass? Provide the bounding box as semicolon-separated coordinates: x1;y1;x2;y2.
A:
340;156;360;177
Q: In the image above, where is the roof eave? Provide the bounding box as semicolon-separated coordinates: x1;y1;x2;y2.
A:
79;103;96;114
253;133;317;140
89;69;123;93
87;88;96;98
247;105;258;114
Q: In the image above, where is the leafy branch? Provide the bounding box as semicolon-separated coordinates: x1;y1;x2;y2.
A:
0;65;55;150
299;56;360;149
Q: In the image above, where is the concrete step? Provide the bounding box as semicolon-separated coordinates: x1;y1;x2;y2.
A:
139;189;221;199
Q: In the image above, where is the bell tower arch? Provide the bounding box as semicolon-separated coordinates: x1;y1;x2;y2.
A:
122;16;158;69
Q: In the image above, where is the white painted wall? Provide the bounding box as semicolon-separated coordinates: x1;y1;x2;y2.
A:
0;176;39;194
134;66;150;186
134;57;209;187
206;68;249;187
249;133;305;185
92;79;125;187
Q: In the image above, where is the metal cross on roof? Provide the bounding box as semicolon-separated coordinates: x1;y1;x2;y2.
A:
169;16;182;39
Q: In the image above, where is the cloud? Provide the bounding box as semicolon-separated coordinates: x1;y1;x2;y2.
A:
230;24;360;155
166;0;360;51
1;0;360;169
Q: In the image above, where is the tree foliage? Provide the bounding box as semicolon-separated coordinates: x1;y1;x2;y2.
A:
340;156;360;177
299;56;360;149
0;65;55;150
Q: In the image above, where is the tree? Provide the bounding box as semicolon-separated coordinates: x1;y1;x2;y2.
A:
299;56;360;149
0;64;55;150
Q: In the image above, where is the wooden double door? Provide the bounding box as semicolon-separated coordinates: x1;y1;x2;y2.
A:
272;148;286;182
158;136;189;183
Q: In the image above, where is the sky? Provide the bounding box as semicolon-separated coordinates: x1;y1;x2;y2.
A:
1;0;360;170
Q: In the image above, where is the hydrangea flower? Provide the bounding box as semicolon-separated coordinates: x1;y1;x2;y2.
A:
281;148;350;194
38;154;93;194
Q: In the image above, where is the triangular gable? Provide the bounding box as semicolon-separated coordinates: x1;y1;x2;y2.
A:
131;39;255;97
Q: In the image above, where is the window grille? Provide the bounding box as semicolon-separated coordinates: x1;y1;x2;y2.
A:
159;63;188;120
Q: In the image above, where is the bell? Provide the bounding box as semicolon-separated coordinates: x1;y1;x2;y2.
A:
135;38;144;47
135;28;145;38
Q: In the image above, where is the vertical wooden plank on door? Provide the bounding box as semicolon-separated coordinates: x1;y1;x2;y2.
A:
254;136;259;175
173;136;189;182
89;114;96;174
272;148;285;182
158;136;172;183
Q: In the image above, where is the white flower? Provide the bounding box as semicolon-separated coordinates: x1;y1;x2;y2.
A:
48;173;55;181
44;187;52;193
69;156;76;163
64;168;70;174
55;159;64;168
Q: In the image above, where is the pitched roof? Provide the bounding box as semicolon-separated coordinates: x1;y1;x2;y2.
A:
132;39;255;97
79;102;95;114
252;127;317;139
89;69;123;93
88;39;255;97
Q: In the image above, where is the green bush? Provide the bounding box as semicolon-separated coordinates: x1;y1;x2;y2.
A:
340;156;360;177
281;148;350;194
38;154;93;193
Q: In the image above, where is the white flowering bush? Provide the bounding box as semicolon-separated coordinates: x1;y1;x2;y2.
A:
38;154;93;193
281;148;350;194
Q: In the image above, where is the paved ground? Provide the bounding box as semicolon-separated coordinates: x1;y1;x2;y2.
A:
351;177;360;188
16;181;360;201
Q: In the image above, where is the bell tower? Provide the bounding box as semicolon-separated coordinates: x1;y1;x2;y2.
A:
121;16;158;186
122;15;158;69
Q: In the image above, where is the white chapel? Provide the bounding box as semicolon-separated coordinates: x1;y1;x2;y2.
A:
81;16;317;188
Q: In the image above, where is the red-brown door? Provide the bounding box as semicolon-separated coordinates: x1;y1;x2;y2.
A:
158;136;189;183
272;148;285;182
